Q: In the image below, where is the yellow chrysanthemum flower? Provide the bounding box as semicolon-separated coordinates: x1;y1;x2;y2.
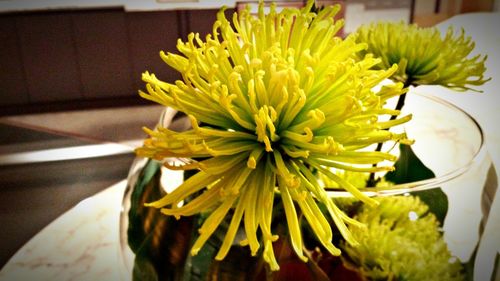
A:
355;21;490;90
341;196;464;281
136;1;411;270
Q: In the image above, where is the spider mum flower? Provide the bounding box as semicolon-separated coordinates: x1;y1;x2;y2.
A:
355;21;490;90
341;196;464;281
136;1;411;270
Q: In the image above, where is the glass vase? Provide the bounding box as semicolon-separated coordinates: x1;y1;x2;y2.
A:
119;92;498;281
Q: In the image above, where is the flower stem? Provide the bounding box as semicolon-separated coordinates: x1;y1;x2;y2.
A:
367;79;413;187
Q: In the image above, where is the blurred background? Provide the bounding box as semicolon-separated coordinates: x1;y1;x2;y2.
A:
0;0;497;269
0;0;497;116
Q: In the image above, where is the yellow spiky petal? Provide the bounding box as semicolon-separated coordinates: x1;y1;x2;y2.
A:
354;21;490;90
136;0;411;270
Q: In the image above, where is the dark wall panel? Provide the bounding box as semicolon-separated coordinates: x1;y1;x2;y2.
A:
127;11;181;93
0;8;231;115
0;16;29;106
72;10;134;99
188;9;231;39
16;13;82;103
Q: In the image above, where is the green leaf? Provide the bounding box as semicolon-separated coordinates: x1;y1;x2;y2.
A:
126;160;261;281
127;159;195;281
462;244;477;281
410;188;448;226
127;160;162;252
384;144;448;225
384;144;434;183
183;215;261;281
491;252;500;281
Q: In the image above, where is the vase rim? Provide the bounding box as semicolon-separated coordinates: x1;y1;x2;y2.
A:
348;92;487;196
158;92;487;197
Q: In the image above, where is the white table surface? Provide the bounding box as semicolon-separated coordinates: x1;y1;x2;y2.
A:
1;12;500;281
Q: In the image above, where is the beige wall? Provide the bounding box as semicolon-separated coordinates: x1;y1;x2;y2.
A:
414;0;495;27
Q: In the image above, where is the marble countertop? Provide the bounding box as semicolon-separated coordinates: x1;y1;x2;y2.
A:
0;180;128;281
1;12;500;281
